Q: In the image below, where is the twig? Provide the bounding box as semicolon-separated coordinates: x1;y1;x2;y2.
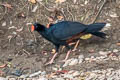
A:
23;49;31;56
61;8;67;20
66;4;74;21
38;2;55;12
91;0;107;23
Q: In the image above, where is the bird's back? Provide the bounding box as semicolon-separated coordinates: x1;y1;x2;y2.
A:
49;21;87;40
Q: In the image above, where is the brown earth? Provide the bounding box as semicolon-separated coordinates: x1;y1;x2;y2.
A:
0;0;120;76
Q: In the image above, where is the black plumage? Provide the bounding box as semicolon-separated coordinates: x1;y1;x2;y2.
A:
31;21;106;64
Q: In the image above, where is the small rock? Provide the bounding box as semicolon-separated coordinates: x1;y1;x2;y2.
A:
84;0;88;5
110;12;118;17
2;22;6;26
0;77;7;80
72;71;80;77
88;49;95;53
78;55;84;63
85;58;90;61
10;21;12;25
20;74;29;78
36;0;42;2
12;31;17;35
63;59;73;67
68;70;74;74
32;5;38;12
69;58;78;66
63;74;73;79
26;39;34;46
99;51;108;56
113;49;119;53
56;78;64;80
78;55;84;59
52;67;58;71
91;56;95;59
29;71;42;77
41;71;46;75
37;77;48;80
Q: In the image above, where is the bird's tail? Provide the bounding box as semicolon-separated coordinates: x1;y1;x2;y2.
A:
86;23;107;38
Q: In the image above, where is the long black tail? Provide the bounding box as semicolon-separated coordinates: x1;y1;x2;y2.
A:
86;23;107;38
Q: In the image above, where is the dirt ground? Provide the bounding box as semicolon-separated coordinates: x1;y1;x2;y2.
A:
0;0;120;77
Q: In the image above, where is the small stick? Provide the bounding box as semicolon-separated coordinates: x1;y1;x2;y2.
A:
67;4;74;21
23;49;31;56
91;0;107;23
38;2;55;12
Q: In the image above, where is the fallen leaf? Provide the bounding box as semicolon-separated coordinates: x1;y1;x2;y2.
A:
55;0;66;4
0;64;6;68
116;42;120;46
57;16;63;20
48;17;54;22
16;27;23;32
28;0;36;3
1;3;12;9
51;49;56;54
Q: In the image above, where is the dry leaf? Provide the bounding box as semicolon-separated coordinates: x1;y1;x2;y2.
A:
2;3;12;9
55;0;66;4
51;49;56;54
16;27;23;32
57;16;63;20
116;42;120;46
28;0;36;3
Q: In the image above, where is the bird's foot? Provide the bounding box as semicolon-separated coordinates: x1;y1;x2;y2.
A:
72;48;77;51
45;52;58;65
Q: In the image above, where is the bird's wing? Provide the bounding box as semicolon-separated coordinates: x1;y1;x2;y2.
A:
52;21;87;40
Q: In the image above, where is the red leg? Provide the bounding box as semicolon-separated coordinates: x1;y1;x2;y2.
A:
72;40;80;51
45;52;58;65
62;49;72;61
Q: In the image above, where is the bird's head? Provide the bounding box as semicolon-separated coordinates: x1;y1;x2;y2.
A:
31;23;45;32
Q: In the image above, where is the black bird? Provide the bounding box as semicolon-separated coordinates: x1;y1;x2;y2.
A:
31;21;106;65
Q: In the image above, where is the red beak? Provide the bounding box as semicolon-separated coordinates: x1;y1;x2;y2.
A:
31;25;35;32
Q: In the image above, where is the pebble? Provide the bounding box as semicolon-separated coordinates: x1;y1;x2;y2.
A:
113;49;119;53
56;78;64;80
85;58;90;61
99;51;108;56
69;58;78;66
36;0;43;2
52;67;58;71
63;74;73;79
0;77;7;80
41;71;46;75
37;77;48;80
62;59;73;67
72;71;80;77
2;22;6;26
78;55;84;63
29;71;42;77
20;74;29;78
